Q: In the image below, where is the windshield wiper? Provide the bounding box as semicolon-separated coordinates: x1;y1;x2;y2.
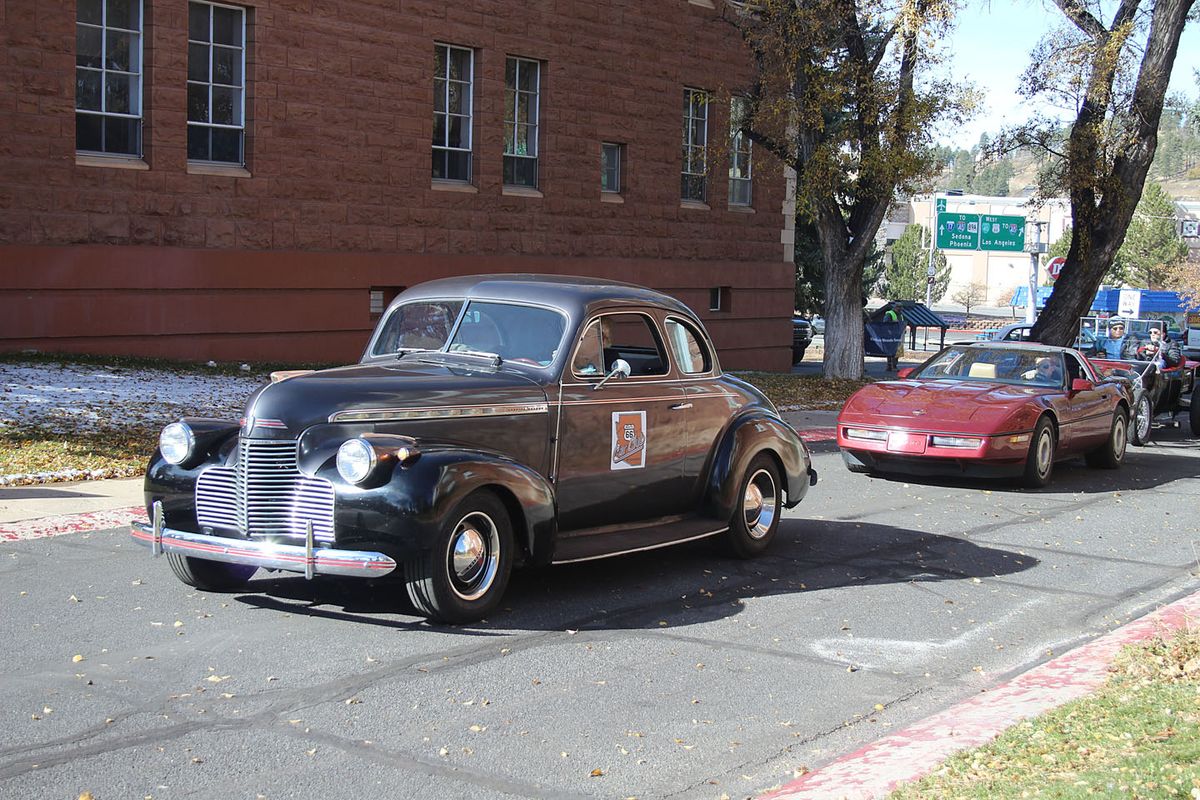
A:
394;347;434;359
420;349;502;368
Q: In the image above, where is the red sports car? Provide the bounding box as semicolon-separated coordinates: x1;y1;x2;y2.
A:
837;342;1135;487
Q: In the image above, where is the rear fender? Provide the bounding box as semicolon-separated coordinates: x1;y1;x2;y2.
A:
706;412;812;518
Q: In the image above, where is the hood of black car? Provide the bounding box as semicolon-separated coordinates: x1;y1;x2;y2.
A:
242;361;548;436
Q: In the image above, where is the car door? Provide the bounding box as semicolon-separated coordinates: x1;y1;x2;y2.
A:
553;312;688;532
662;315;729;506
1060;352;1114;452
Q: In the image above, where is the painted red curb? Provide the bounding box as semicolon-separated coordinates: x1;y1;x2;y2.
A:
0;506;147;542
760;590;1200;800
794;426;837;443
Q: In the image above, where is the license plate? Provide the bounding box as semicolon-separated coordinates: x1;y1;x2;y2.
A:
887;431;927;454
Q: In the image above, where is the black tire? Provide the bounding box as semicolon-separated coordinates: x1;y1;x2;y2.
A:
1021;417;1056;488
1130;395;1153;447
792;346;807;364
722;454;783;558
842;449;872;474
166;553;256;592
1086;408;1128;469
404;490;514;624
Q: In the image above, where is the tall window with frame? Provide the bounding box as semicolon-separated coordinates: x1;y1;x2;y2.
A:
681;88;708;203
187;2;246;164
728;96;753;207
433;44;474;182
504;57;540;188
601;142;622;194
75;0;143;156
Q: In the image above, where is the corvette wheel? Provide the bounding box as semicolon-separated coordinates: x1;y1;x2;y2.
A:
1086;408;1128;470
404;490;513;624
166;553;256;592
722;454;782;558
1021;417;1056;488
1130;395;1152;446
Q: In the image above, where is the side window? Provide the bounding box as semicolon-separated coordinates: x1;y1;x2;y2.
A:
571;313;669;378
1066;353;1086;383
664;318;712;374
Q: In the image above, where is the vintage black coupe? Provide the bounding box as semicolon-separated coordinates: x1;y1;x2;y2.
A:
133;275;816;622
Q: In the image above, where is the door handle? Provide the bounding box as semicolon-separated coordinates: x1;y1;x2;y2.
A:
670;402;693;411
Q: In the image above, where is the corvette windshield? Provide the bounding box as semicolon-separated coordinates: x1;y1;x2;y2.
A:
915;347;1066;388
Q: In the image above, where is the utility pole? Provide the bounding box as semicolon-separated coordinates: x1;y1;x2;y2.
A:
1024;220;1045;324
926;195;943;308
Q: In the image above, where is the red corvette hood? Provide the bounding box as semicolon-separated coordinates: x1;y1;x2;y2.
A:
839;380;1044;433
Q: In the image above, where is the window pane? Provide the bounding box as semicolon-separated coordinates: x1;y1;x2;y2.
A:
504;156;536;188
187;83;209;122
445;150;470;181
77;26;102;69
213;45;241;86
432;149;447;179
432;114;446;147
188;42;209;81
76;113;103;151
504;89;515;123
105;30;129;71
104;115;138;154
105;72;131;113
433;78;446;112
211;85;235;125
78;0;103;25
106;0;138;31
447;114;466;149
516;92;533;126
505;58;516;88
513;123;531;156
448;49;469;81
76;69;102;111
504;123;515;155
188;125;210;160
211;127;242;163
434;46;447;79
189;2;210;41
212;6;241;46
518;62;537;92
447;81;465;115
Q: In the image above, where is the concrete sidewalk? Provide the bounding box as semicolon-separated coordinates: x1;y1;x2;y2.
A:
0;477;143;524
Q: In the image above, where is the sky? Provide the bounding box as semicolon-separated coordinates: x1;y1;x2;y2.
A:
935;0;1200;149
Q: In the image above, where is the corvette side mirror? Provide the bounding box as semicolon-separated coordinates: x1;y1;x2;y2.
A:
896;367;915;379
1070;378;1093;393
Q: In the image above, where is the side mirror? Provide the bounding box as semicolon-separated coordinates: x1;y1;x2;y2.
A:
896;367;915;379
593;359;631;391
1070;377;1093;393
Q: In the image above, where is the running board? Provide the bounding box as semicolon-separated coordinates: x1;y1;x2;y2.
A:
551;517;727;564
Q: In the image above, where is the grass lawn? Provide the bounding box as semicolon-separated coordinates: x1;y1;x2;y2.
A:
890;629;1200;799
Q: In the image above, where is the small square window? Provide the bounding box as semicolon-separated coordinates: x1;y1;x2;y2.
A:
601;142;623;193
370;286;405;320
709;286;731;312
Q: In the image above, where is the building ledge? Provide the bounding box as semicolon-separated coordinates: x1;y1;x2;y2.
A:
431;180;479;194
502;185;544;198
680;200;711;211
75;153;149;171
600;193;625;204
187;161;251;178
688;0;716;8
728;205;756;214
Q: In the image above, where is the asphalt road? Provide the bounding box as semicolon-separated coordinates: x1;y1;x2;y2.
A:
2;421;1199;800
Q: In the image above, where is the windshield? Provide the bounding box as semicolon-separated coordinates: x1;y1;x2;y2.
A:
443;301;567;366
915;346;1067;388
370;300;464;356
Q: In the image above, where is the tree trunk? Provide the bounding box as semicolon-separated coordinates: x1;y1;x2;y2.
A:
1032;0;1195;346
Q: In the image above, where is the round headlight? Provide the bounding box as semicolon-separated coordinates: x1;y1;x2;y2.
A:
159;422;195;465
337;438;377;484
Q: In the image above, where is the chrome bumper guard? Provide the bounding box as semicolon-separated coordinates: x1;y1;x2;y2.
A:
131;507;396;579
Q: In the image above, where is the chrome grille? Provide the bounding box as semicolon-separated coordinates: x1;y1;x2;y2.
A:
196;438;335;542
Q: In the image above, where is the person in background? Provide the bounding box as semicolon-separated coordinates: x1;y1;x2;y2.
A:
1099;320;1127;358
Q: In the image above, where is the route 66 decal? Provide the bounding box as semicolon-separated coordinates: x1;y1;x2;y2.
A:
611;411;646;470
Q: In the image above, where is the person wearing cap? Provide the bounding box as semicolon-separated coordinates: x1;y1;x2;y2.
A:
1099;320;1127;358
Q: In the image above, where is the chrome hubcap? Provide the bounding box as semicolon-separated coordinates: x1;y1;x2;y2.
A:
447;513;499;601
743;469;777;539
1135;399;1151;440
1036;430;1053;476
1113;414;1127;457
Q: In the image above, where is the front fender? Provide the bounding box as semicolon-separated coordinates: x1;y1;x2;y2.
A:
323;447;557;566
706;411;813;519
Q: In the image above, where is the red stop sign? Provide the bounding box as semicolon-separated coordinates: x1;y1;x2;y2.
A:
1047;256;1066;281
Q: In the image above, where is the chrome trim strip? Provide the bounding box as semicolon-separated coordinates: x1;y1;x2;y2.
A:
131;522;396;578
329;402;549;423
839;424;1037;439
550;527;727;564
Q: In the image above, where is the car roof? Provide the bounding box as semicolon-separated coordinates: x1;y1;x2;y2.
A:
387;274;697;320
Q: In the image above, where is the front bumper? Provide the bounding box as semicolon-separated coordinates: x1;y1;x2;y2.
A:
131;516;397;579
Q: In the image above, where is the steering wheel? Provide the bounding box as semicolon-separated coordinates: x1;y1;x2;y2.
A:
1136;343;1159;360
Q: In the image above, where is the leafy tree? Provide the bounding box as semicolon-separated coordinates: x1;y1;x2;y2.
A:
883;224;949;302
726;0;971;377
1115;181;1189;288
794;222;885;312
999;0;1199;347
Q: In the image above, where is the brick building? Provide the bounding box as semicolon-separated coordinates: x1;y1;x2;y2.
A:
0;0;795;369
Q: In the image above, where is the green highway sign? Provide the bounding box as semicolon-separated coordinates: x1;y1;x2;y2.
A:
978;214;1026;252
936;212;980;250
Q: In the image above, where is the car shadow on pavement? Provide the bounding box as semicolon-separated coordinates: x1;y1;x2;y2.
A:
850;447;1200;494
233;520;1038;632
